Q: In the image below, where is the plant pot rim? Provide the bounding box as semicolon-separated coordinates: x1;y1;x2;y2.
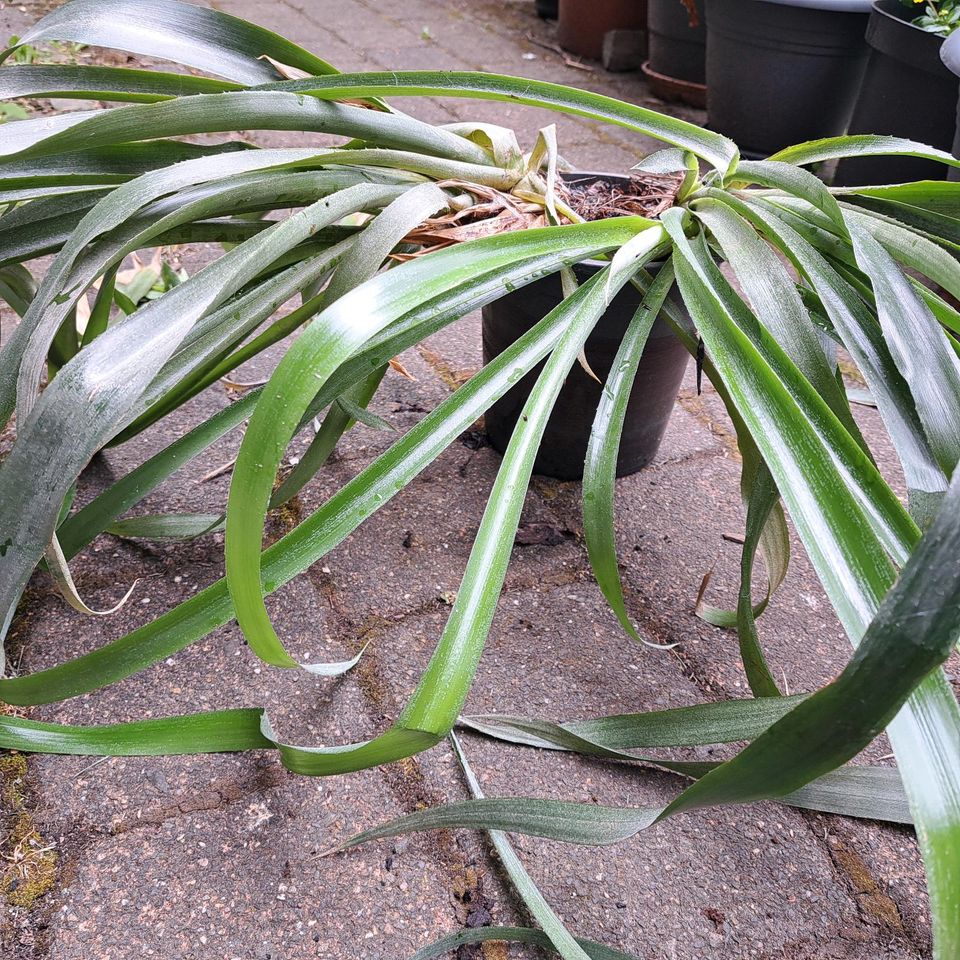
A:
866;0;949;75
755;0;873;12
941;25;960;74
562;169;630;183
641;61;708;108
871;0;941;30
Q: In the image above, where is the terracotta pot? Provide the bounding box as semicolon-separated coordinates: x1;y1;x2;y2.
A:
643;0;707;106
558;0;648;61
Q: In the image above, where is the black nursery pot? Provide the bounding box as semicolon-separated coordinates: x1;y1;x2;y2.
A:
481;176;690;481
942;28;960;182
643;0;707;107
835;0;956;186
706;0;871;158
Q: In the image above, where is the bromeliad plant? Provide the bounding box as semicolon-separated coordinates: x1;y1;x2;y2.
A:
1;0;960;955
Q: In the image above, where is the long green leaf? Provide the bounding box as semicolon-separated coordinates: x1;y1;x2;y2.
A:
339;466;960;884
55;226;648;572
261;265;663;771
2;0;339;83
260;72;738;175
834;180;960;219
731;159;846;235
333;761;913;847
692;198;873;692
0;263;35;316
0;709;271;755
0;140;254;194
56;393;257;559
459;713;910;824
582;263;676;647
224;219;658;669
665;212;960;956
0;231;646;706
0;183;405;654
845;217;960;479
106;513;225;540
0;147;356;427
115;167;442;437
838;199;960;260
0;63;237;101
0;94;492;168
450;732;599;960
722;191;946;507
226;235;665;777
769;135;960;173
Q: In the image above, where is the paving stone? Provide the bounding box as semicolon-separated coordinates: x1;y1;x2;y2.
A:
306;582;922;959
44;774;466;960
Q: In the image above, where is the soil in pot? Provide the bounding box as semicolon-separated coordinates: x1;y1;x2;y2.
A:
706;0;871;158
834;0;957;186
644;0;707;107
557;0;648;61
482;172;691;481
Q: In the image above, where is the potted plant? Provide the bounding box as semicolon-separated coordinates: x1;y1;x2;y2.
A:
643;0;708;107
483;171;691;479
2;2;960;958
557;0;648;60
836;0;959;185
706;0;873;157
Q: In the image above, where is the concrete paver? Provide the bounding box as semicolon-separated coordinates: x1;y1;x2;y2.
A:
0;0;933;957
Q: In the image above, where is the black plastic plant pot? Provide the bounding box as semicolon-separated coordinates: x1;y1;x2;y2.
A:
706;0;872;158
482;266;689;480
942;28;960;183
836;0;956;186
481;175;690;481
643;0;707;107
